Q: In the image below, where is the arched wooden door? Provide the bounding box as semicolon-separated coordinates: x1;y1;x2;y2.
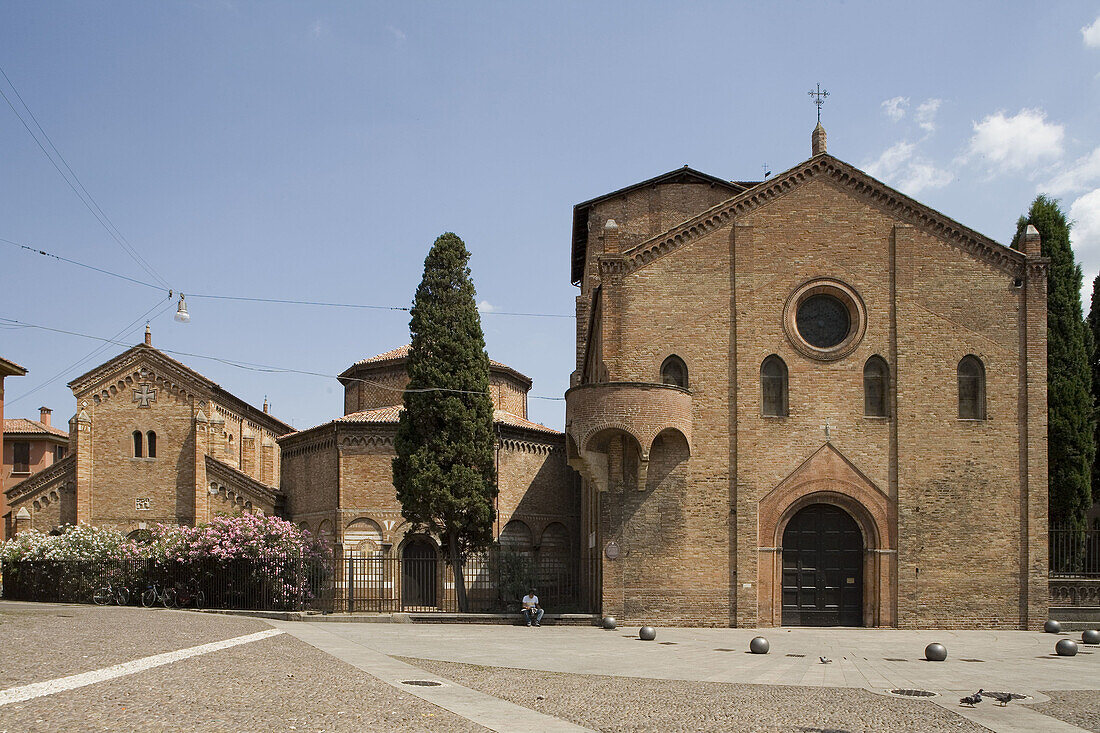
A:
401;538;437;610
781;504;863;626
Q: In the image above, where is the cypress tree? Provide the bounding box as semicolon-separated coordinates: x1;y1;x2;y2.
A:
392;232;497;612
1015;196;1093;536
1088;273;1100;521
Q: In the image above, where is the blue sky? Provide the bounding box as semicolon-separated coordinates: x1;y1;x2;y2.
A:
3;1;1100;431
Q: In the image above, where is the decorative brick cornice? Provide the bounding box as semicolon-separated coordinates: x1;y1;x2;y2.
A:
205;455;281;505
623;155;1028;277
5;454;74;503
340;434;394;448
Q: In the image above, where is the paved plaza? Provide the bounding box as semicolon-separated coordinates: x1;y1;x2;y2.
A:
0;601;1096;732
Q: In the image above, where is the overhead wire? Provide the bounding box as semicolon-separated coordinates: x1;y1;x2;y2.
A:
0;316;568;403
0;63;172;290
4;296;174;408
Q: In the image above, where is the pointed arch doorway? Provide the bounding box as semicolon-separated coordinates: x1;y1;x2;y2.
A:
781;503;863;626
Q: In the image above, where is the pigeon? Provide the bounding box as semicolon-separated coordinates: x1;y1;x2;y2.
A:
959;689;983;707
985;691;1025;706
819;656;832;664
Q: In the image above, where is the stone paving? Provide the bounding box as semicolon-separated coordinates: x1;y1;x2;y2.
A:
0;601;1096;732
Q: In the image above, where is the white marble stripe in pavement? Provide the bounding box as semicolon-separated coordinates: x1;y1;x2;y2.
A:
272;621;592;733
0;628;284;706
931;694;1091;733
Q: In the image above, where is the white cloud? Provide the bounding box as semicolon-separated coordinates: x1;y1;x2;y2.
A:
881;96;908;122
915;98;942;133
309;19;325;39
961;108;1064;174
1041;147;1100;195
1072;188;1100;263
386;25;406;42
863;141;952;196
1083;15;1100;47
477;300;496;313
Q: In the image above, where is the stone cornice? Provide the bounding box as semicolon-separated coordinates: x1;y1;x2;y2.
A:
623;154;1028;277
5;454;74;503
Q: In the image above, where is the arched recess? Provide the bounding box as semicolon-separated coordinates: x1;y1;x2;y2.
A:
315;519;334;550
499;519;533;555
538;523;572;605
660;355;688;389
344;518;384;556
400;535;439;610
344;518;385;607
757;443;895;628
581;427;646;492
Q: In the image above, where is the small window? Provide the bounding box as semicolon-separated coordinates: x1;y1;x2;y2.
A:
863;356;889;417
54;445;66;461
761;355;789;417
660;355;688;388
13;442;30;473
133;430;143;458
146;431;157;458
958;355;986;419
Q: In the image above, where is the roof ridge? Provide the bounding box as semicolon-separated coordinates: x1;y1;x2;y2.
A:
619;154;1026;276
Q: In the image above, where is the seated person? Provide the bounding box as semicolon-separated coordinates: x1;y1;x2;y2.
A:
521;588;544;627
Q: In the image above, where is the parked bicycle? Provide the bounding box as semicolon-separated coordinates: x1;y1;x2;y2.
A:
92;581;130;606
141;582;176;608
173;579;205;609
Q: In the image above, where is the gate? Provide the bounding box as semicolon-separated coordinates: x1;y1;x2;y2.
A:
401;538;438;610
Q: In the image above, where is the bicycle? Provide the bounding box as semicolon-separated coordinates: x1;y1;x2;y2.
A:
140;582;176;608
92;581;130;606
173;579;205;609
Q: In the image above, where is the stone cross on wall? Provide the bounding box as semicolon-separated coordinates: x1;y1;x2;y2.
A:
133;383;157;408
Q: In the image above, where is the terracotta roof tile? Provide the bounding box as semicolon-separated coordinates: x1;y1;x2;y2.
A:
0;356;27;377
3;418;68;439
347;344;515;373
330;406;560;435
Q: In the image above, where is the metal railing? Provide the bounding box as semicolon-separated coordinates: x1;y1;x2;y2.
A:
1049;526;1100;578
1;549;597;614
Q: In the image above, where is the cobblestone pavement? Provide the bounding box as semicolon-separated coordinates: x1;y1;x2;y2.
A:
0;603;486;733
1033;691;1100;732
401;657;988;733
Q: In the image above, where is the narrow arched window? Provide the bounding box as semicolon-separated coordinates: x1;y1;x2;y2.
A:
660;355;688;388
146;431;157;458
863;356;889;417
761;355;788;417
133;430;143;458
958;355;985;419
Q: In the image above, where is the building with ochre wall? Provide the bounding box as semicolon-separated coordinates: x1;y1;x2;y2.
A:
566;125;1048;629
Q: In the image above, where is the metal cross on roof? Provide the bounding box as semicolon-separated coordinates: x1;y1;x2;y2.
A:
808;83;829;123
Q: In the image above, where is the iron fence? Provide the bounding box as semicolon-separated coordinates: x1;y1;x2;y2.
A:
1;549;596;614
1;553;332;612
1049;526;1100;578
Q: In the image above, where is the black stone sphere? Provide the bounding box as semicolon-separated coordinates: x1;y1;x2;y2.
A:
602;616;616;630
924;643;947;661
1056;639;1079;656
1082;629;1100;645
1044;619;1062;634
749;636;770;654
639;626;656;641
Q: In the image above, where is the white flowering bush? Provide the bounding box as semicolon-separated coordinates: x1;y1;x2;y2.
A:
1;516;332;609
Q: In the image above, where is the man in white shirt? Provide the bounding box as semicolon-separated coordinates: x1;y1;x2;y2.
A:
521;588;543;627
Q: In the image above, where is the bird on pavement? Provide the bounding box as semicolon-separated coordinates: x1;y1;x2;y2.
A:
959;690;983;707
985;691;1025;706
819;656;832;664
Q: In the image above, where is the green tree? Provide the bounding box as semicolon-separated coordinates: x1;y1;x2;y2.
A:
1016;196;1093;535
1088;273;1100;521
392;232;497;612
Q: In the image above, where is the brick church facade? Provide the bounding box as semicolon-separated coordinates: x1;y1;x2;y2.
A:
4;125;1048;629
565;125;1048;629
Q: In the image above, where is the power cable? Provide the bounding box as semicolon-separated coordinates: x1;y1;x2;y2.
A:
0;63;171;290
0;236;166;292
0;316;567;403
4;296;174;408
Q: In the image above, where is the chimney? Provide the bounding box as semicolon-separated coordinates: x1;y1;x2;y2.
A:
602;219;620;254
812;123;827;156
1019;223;1042;257
39;406;51;426
263;396;269;414
144;324;152;346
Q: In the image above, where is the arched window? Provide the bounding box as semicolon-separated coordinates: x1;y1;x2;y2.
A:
146;431;157;458
761;355;789;417
660;355;688;388
958;355;986;419
863;356;889;417
132;430;143;458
